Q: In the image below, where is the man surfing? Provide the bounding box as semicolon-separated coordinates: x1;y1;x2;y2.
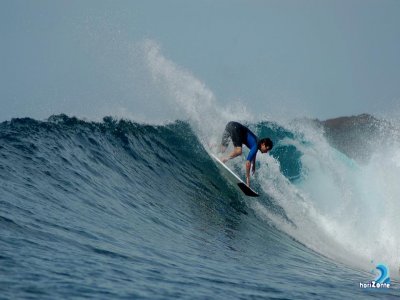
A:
220;121;273;188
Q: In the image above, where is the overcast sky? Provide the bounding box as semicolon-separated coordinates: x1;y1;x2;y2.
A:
1;0;400;122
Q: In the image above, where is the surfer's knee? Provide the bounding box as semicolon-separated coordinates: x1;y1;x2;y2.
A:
234;147;242;155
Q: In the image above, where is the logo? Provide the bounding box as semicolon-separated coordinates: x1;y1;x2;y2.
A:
360;263;391;289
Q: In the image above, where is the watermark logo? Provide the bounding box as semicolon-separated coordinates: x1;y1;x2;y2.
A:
360;263;391;289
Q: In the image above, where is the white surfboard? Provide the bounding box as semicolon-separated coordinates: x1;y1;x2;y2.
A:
210;154;259;197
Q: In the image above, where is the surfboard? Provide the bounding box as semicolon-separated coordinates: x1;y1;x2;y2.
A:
210;153;259;197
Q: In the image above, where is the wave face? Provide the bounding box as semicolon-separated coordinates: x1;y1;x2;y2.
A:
0;114;398;299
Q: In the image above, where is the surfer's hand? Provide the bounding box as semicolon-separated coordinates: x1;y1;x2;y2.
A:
246;176;250;187
222;157;229;163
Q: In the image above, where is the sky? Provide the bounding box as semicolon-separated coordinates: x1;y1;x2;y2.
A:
1;0;400;122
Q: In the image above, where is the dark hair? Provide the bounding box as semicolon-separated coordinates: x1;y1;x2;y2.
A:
258;138;273;150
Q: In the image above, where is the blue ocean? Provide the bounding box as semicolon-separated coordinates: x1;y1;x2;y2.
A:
1;114;399;299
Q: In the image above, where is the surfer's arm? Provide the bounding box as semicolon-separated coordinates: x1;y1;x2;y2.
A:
246;160;251;186
222;147;242;163
247;145;258;175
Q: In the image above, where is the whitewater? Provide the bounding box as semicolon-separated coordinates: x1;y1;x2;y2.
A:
1;41;399;299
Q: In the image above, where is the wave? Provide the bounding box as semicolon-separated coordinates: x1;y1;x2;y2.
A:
1;113;399;298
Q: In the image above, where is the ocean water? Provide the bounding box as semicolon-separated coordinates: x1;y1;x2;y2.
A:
1;114;399;299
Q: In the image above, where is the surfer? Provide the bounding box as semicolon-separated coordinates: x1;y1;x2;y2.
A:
220;121;273;187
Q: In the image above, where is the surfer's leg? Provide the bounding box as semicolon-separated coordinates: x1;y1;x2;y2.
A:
230;124;242;148
221;122;234;152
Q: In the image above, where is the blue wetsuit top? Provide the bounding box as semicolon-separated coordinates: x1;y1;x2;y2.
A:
245;131;258;162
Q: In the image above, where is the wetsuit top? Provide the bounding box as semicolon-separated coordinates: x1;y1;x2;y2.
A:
245;132;258;162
